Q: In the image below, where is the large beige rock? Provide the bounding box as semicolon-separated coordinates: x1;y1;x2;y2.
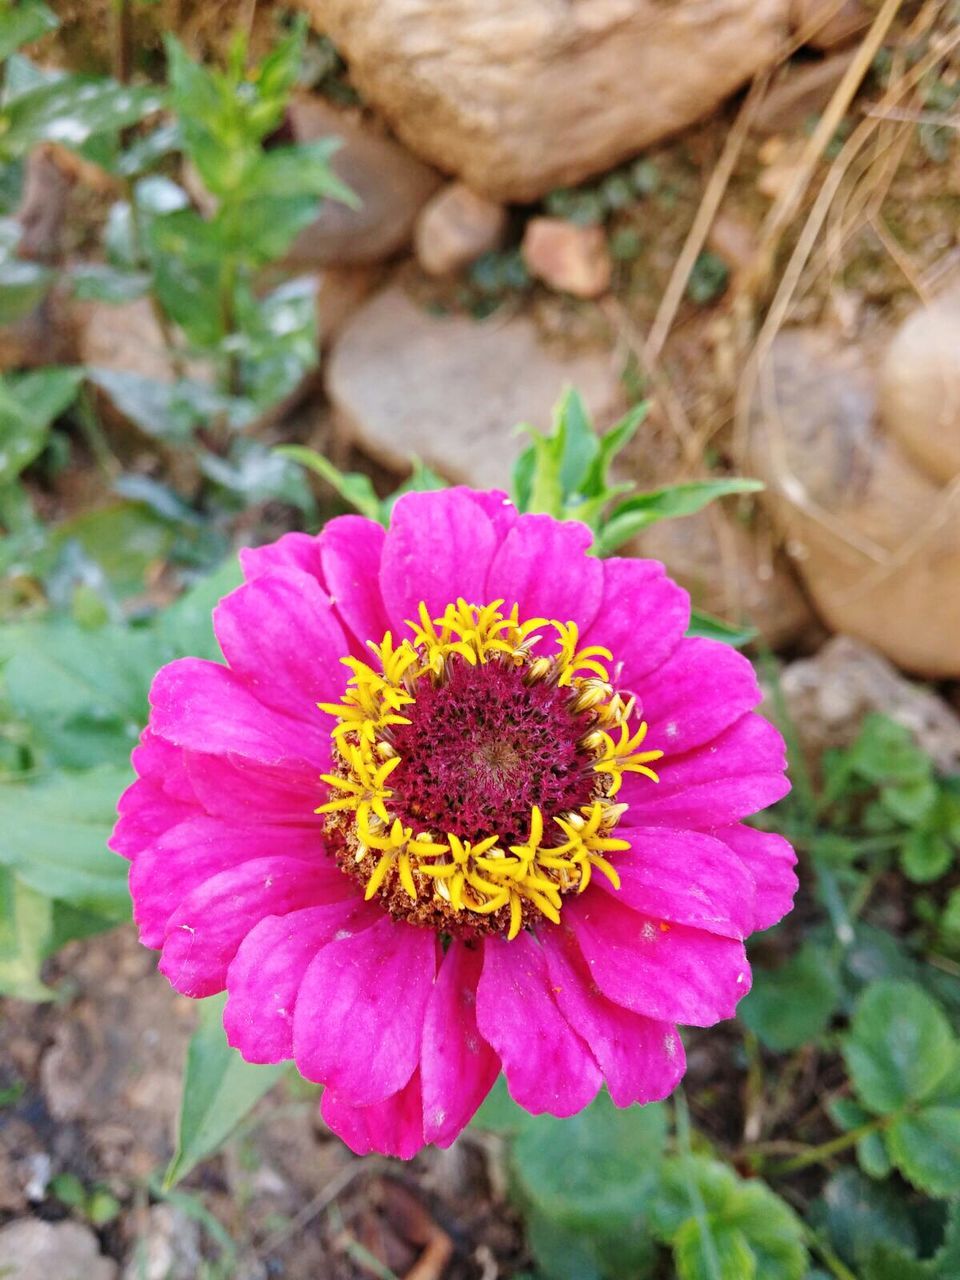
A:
326;285;623;488
303;0;791;201
878;292;960;486
284;96;441;266
636;506;816;650
0;1220;117;1280
790;0;870;49
746;328;960;678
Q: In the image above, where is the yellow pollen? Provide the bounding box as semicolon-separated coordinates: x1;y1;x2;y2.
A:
317;599;664;938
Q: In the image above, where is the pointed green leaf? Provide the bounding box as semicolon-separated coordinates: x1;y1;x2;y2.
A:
165;992;286;1188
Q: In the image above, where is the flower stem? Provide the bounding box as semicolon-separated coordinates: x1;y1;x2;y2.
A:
770;1115;889;1175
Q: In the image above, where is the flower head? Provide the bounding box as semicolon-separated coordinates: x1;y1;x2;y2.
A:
112;488;797;1158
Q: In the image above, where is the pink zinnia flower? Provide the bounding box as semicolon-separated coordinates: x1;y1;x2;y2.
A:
112;488;796;1158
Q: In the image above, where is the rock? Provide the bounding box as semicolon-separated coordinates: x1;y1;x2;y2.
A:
791;0;870;50
122;1206;202;1280
752;51;856;136
0;1219;117;1280
779;636;960;773
326;285;622;488
878;292;960;486
706;212;759;277
636;506;817;649
746;327;960;678
521;218;612;299
38;929;195;1183
302;0;791;202
284;96;441;267
414;182;507;276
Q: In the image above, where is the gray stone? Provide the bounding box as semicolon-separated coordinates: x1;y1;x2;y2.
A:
0;1219;117;1280
302;0;790;202
284;96;441;267
779;636;960;773
326;285;623;488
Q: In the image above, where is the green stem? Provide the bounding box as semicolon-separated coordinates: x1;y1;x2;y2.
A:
674;1090;723;1280
770;1115;889;1176
217;254;241;399
806;1227;859;1280
124;177;186;380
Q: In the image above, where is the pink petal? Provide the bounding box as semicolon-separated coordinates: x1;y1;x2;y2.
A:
622;713;790;828
240;531;325;585
566;890;751;1026
318;515;390;650
214;569;348;722
158;855;336;997
224;899;378;1064
485;514;603;632
111;775;196;860
149;658;329;769
421;941;499;1147
638;637;761;756
712;824;798;932
184;751;321;826
585;557;690;686
540;925;686;1107
130;817;334;947
609;826;757;939
293;917;437;1106
130;729;195;803
476;932;601;1116
454;488;518;541
321;1071;425;1159
379;490;498;630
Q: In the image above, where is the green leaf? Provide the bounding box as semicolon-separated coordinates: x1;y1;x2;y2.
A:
886;1106;960;1197
276;445;384;522
0;0;58;63
651;1156;807;1280
1;76;163;160
4;617;159;767
882;777;938;825
0;765;131;916
86;369;247;442
242;141;355;206
740;942;842;1051
595;478;764;555
686;609;757;648
811;1168;917;1267
0;366;82;483
68;262;150;303
901;829;954;884
51;501;177;599
848;715;931;788
0;256;51;322
512;1093;665;1280
580;402;648;498
165;992;286;1188
843;979;956;1114
674;1219;756;1280
513;1093;667;1231
0;865;54;1000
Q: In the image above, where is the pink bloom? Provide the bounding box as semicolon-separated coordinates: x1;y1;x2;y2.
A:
112;488;796;1158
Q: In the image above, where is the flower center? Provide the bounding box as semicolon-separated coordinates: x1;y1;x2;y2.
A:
317;599;663;939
